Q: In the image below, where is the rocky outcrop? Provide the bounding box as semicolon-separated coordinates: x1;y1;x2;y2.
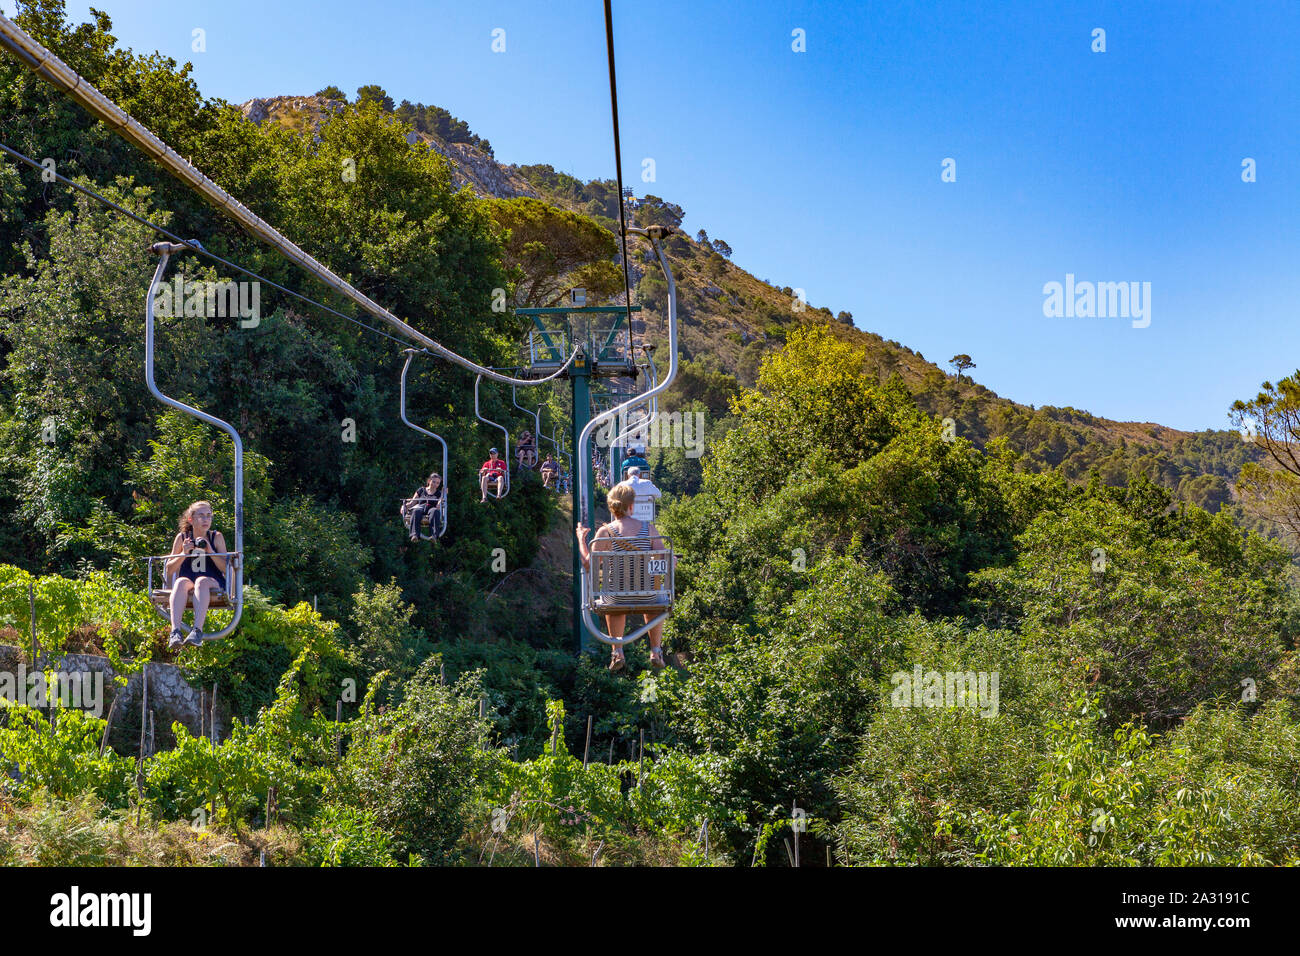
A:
236;95;538;200
0;645;227;755
240;98;269;123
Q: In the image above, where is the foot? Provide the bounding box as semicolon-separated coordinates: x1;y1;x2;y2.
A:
185;626;204;647
608;650;625;672
409;533;418;542
649;648;666;669
168;628;185;651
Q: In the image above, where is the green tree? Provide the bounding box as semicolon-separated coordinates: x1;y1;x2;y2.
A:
486;197;623;308
949;354;975;383
355;84;394;111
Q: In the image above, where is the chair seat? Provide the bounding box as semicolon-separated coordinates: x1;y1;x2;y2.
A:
593;597;673;617
151;588;231;609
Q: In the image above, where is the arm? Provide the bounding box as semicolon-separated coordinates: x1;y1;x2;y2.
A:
164;533;188;576
575;523;611;568
575;522;591;567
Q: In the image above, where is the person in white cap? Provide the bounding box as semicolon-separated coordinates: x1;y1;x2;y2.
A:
625;466;661;522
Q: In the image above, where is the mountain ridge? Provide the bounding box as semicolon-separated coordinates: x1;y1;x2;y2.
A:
239;92;1264;518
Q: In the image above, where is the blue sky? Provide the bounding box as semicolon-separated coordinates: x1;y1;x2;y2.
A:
39;0;1300;430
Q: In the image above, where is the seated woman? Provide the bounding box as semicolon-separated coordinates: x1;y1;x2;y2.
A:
516;430;537;470
540;453;559;489
402;472;444;541
576;482;668;672
164;500;228;649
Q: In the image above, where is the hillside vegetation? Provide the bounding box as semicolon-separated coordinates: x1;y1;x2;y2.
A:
2;0;1300;867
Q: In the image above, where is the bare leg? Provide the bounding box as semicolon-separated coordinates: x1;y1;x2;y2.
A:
192;578;214;630
169;578;194;631
605;613;627;667
480;473;489;501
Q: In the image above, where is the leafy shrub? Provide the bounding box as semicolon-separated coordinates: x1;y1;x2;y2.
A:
333;664;489;864
145;650;334;828
301;804;400;866
0;704;134;807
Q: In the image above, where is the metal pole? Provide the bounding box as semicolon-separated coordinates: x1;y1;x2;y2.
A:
28;583;37;666
571;347;593;654
139;664;148;759
583;715;593;768
335;699;343;758
792;799;801;868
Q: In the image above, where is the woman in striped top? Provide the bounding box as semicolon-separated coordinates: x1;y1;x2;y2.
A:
576;482;668;672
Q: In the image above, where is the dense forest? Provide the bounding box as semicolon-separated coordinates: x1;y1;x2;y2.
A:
2;0;1300;867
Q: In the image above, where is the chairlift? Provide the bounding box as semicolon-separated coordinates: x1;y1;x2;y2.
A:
140;242;244;640
398;349;448;540
511;383;541;471
474;374;511;499
578;226;680;648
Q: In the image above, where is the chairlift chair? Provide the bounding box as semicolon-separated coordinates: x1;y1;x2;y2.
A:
398;349;449;540
474;374;511;499
578;225;680;648
140;242;244;640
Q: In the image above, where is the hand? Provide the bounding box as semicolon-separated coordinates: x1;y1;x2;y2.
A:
575;522;589;543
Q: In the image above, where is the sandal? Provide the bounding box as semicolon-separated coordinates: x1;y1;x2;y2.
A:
608;649;625;672
649;648;666;669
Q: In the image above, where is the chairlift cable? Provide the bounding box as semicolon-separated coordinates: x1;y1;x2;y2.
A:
0;140;413;350
604;0;636;333
0;15;579;388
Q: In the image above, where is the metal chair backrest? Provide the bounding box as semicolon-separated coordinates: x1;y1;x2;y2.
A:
585;536;674;613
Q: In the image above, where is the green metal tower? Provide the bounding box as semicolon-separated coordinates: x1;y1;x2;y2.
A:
514;304;641;654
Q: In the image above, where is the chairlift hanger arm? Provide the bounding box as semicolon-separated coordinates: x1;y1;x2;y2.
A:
400;349;450;538
145;244;244;639
474;375;511;497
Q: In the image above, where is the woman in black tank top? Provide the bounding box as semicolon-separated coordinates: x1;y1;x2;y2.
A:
164;500;228;649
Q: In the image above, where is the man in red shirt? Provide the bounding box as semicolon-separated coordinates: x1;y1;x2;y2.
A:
479;447;507;502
